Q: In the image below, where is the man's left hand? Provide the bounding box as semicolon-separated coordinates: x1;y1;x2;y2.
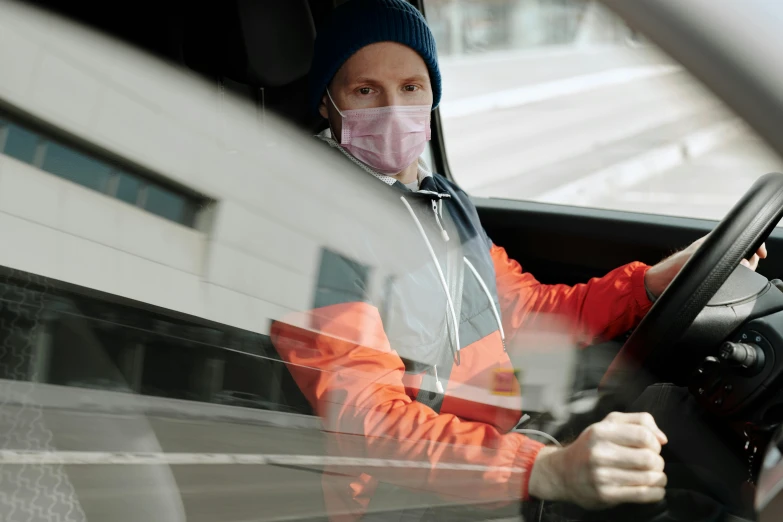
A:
644;236;768;300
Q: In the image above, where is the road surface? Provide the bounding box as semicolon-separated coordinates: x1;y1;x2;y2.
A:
437;46;780;223
589;136;783;222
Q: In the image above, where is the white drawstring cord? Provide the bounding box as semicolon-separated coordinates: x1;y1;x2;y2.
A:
513;428;562;448
400;196;461;363
433;365;444;393
463;257;506;346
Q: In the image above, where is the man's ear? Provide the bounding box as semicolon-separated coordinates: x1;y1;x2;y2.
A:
318;94;329;119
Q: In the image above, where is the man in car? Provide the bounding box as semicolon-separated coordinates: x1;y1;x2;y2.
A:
271;0;766;519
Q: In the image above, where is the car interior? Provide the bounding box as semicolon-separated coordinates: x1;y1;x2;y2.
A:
9;0;783;520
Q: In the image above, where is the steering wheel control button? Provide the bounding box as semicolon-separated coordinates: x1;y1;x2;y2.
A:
719;341;766;374
700;356;721;373
719;342;753;364
724;384;733;393
705;355;720;365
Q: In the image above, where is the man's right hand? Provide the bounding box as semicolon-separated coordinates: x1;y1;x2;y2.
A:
528;412;668;509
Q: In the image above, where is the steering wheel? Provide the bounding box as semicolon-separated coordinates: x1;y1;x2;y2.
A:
601;172;783;405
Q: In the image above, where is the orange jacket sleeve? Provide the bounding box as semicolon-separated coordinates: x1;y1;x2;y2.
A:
490;243;653;345
270;302;545;503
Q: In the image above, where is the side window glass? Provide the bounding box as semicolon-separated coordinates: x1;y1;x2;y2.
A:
428;1;783;223
0;269;312;416
0;87;318;422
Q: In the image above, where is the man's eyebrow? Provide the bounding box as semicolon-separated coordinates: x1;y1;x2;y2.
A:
348;76;381;86
346;75;429;86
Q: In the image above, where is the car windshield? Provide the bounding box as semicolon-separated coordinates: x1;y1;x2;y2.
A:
1;1;782;521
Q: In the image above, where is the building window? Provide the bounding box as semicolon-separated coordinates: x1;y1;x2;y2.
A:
2;123;40;164
41;142;113;193
0;117;203;227
113;171;143;205
143;184;188;223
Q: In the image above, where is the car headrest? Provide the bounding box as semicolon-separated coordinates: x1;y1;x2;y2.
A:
234;0;315;87
181;1;315;88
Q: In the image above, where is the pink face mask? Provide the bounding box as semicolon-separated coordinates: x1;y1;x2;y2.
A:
327;90;432;175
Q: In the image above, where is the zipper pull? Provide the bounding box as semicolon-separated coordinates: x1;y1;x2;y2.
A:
431;200;449;241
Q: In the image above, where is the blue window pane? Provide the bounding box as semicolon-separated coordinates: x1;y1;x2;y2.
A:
145;185;186;223
115;172;142;205
42;143;112;192
3;124;39;164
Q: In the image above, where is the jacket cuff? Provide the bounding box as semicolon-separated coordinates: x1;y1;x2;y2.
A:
514;436;546;500
630;262;654;312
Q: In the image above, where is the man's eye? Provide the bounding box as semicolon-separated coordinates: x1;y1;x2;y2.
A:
404;85;419;92
358;87;372;95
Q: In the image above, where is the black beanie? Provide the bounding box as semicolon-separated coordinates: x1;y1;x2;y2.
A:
308;0;442;116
